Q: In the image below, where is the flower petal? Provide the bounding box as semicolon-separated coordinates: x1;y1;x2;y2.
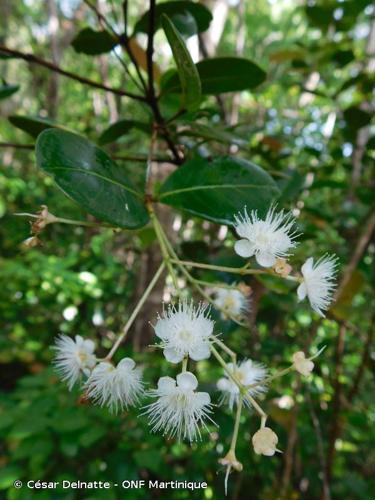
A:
301;257;314;276
118;357;136;371
234;239;255;258
157;376;176;392
297;282;307;301
83;339;96;353
163;347;184;364
177;371;198;391
256;251;276;268
189;343;211;361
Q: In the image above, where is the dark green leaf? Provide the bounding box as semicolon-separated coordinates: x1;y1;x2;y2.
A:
161;14;201;111
163;57;266;95
98;120;150;145
0;84;19;100
158;156;280;224
71;27;117;55
343;106;372;130
134;1;212;37
36;129;149;229
8;115;61;139
277;170;306;202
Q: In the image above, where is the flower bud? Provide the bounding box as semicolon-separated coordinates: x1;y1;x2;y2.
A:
274;257;292;277
22;236;41;248
292;351;314;376
252;427;279;456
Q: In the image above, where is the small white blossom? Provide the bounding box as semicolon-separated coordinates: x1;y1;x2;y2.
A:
233;206;297;267
252;427;279;456
85;358;143;413
53;334;97;390
293;352;314;376
297;255;338;317
153;300;214;364
213;288;249;319
217;359;267;411
142;372;214;442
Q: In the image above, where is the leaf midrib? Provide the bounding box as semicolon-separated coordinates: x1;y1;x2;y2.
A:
160;183;277;199
47;166;142;198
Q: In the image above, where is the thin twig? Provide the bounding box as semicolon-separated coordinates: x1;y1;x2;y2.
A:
0;142;34;150
0;45;145;102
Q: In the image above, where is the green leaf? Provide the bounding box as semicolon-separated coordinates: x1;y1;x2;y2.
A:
343;106;372;130
0;83;19;100
8;115;62;139
134;1;212;37
161;14;201;112
178;123;247;146
163;57;266;95
71;27;117;55
98;119;150;145
158;156;280;225
36;129;149;229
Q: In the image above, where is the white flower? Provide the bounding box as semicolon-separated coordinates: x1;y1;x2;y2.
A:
213;288;249;319
293;352;314;376
252;427;279;456
153;300;214;364
142;372;214;442
233;206;297;267
217;359;267;411
53;334;97;390
85;358;143;413
297;255;338;317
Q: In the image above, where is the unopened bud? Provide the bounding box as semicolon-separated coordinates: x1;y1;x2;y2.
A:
252;427;279;456
274;257;292;277
22;236;41;248
237;283;252;296
292;351;314;376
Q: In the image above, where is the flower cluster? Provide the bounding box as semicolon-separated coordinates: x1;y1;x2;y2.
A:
49;202;338;486
52;334;143;412
234;206;338;317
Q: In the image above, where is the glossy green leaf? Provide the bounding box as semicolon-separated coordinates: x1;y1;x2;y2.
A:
162;14;201;112
0;84;19;100
163;57;266;95
159;156;280;224
98;119;150;145
134;1;212;37
71;27;117;55
36;129;149;229
8;115;61;138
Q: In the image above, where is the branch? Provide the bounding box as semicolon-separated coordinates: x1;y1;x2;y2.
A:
0;142;34;150
306;391;331;500
147;0;156;97
347;313;374;403
137;0;182;164
0;45;146;102
336;208;375;299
